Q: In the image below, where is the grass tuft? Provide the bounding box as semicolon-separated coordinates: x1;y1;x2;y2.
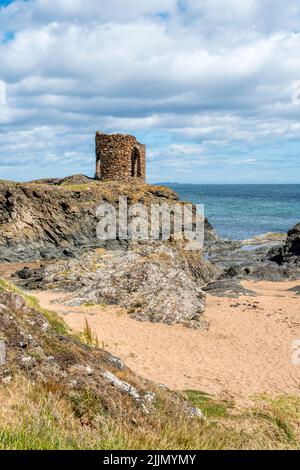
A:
184;390;233;418
81;319;99;348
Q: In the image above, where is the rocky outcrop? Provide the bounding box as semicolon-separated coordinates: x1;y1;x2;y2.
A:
17;243;215;328
0;175;219;327
0;278;202;422
0;176;217;262
0;280;151;414
268;222;300;266
205;231;299;281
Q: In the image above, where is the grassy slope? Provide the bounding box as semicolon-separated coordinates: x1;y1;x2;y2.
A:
0;279;299;450
0;377;300;450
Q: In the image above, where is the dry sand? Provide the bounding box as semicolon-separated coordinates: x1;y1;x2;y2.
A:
28;279;300;405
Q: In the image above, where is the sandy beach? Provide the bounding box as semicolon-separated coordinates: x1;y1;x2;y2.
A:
28;279;300;405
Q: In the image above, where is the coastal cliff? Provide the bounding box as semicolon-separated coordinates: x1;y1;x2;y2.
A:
0;175;217;262
0;177;300;450
0;175;218;328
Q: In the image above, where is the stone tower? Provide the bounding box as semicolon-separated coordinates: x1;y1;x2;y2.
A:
95;132;146;182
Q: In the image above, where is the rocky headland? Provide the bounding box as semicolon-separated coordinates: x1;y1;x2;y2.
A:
0;175;300;449
0;174;217;262
0;174;219;328
1;175;299;323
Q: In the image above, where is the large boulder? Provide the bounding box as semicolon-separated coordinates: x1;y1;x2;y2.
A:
269;222;300;266
19;243;214;328
286;222;300;258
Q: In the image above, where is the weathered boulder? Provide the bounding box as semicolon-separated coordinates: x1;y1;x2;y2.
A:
269;222;300;266
21;243;214;328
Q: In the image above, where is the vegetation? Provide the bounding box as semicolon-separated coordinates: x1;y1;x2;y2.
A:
81;319;99;348
60;183;94;191
1;277;300;450
0;278;67;335
184;390;232;418
0;375;299;450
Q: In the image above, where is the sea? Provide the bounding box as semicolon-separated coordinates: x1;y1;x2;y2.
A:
165;184;300;241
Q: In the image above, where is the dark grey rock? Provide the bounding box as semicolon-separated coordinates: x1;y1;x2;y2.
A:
1;178;214;263
204;230;299;282
269;222;300;266
287;285;300;295
15;267;32;280
203;280;255;297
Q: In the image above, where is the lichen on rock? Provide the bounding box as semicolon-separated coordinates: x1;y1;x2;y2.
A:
21;242;214;328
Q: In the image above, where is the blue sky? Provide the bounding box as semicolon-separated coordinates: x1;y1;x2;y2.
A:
0;0;300;183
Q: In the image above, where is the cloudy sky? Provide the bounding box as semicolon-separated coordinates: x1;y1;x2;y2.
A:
0;0;300;183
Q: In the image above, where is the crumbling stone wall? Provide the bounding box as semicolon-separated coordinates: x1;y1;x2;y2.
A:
95;132;146;182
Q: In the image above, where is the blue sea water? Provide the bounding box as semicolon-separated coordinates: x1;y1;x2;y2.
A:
166;184;300;240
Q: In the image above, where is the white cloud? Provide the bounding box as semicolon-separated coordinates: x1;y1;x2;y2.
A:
0;0;300;182
0;79;6;104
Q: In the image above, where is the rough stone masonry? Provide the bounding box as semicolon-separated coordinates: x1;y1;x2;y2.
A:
95;132;146;182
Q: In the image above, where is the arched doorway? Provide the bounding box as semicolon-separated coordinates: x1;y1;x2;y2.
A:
131;147;141;177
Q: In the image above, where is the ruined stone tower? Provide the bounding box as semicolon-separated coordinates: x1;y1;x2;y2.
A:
95;132;146;182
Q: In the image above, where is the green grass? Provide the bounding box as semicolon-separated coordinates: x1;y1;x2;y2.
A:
0;383;117;450
183;390;233;418
0;378;299;450
70;389;104;424
0;375;300;450
80;318;99;348
248;394;300;445
0;379;232;450
0;278;67;335
1;277;300;450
